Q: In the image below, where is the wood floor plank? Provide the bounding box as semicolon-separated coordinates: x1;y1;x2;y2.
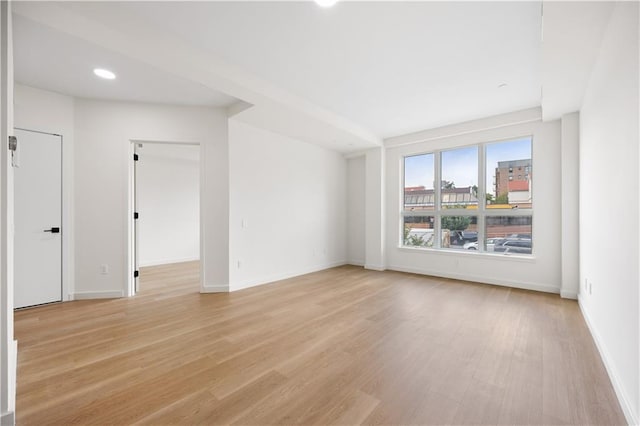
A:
14;262;627;425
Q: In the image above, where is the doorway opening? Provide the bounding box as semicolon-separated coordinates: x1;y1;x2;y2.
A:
129;141;201;296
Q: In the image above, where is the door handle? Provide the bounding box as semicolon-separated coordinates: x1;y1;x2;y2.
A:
44;227;60;233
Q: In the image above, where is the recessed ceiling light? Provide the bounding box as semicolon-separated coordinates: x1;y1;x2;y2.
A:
94;68;116;80
498;82;508;89
315;0;338;7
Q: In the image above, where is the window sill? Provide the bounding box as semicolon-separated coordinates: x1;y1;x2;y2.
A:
396;245;537;263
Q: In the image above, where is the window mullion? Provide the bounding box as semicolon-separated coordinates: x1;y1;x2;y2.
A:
478;144;486;252
434;151;442;249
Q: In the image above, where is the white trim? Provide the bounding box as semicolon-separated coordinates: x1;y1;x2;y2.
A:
201;284;229;293
385;107;542;148
387;264;560;294
7;340;15;419
139;257;200;268
226;100;253;118
230;261;347;292
126;139;204;298
0;411;15;426
364;264;386;271
578;297;638;426
130;138;199;146
560;290;578;300
73;290;123;300
396;245;537;263
343;149;367;159
347;259;365;267
0;2;16;417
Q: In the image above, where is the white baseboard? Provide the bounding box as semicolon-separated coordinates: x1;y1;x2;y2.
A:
348;259;365;267
230;261;347;292
201;284;229;293
72;290;124;300
386;264;560;294
139;256;199;268
579;297;638;426
0;411;15;426
8;340;16;411
560;290;578;300
364;264;386;271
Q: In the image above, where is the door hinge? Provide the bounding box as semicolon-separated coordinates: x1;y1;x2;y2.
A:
134;212;139;220
133;153;139;161
134;270;139;278
8;135;17;151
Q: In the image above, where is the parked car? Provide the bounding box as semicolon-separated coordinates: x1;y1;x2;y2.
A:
507;233;532;240
463;238;501;251
494;239;532;254
450;230;477;246
463;241;478;250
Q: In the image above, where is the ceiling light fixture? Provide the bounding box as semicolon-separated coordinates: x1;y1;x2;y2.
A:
497;82;508;89
315;0;338;7
93;68;116;80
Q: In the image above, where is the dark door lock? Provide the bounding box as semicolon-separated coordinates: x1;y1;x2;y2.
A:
44;227;60;233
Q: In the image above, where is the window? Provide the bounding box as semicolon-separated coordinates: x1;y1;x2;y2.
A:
404;153;434;211
486;216;532;253
441;146;478;210
401;136;533;255
403;216;436;247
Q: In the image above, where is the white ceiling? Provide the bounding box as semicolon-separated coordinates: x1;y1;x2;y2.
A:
13;14;237;108
12;1;609;151
121;1;544;139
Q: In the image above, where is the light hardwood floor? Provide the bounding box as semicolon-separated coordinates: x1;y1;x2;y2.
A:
15;262;626;425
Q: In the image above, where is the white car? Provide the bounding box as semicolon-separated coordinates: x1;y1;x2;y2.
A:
463;238;500;252
463;241;478;250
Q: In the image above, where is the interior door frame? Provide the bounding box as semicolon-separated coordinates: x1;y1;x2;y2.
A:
126;139;204;297
14;127;65;306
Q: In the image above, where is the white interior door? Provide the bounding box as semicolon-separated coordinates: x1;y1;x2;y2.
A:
14;128;62;309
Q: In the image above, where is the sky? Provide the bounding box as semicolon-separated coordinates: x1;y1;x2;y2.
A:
404;137;532;195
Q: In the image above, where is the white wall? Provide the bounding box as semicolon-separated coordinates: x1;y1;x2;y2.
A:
365;147;386;271
0;2;16;423
578;2;639;423
560;112;579;299
346;156;365;265
14;84;74;301
74;99;228;297
136;143;199;267
384;112;563;294
228;119;347;291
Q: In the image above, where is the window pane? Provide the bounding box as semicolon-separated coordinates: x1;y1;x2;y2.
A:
486;216;532;254
404;154;434;211
403;216;435;247
441;146;478;209
486;137;532;208
441;216;477;250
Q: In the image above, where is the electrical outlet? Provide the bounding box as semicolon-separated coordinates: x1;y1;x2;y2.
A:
237;260;241;269
100;264;109;275
589;281;593;295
